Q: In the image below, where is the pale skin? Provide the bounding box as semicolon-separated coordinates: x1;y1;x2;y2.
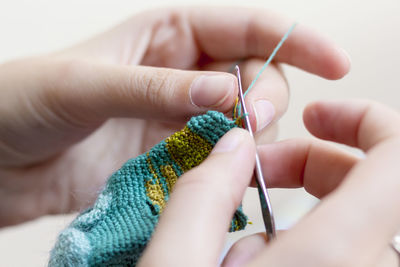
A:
2;6;385;266
139;100;400;267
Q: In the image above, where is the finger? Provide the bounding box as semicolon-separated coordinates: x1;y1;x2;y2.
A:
240;61;287;133
45;60;239;124
248;228;400;267
251;102;400;266
202;59;288;133
250;155;400;267
188;7;350;79
68;7;349;79
303;100;400;151
302;100;400;241
222;233;268;267
138;129;256;267
257;138;358;198
0;58;239;166
302;102;400;264
222;231;287;267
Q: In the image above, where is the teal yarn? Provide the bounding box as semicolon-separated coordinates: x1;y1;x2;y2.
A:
49;111;248;267
235;22;297;118
244;22;296;99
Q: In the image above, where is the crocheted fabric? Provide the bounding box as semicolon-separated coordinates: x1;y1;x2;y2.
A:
49;111;248;267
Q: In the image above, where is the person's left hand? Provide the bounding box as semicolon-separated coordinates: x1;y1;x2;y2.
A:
0;7;350;227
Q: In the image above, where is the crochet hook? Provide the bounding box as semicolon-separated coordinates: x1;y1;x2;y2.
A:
234;65;276;241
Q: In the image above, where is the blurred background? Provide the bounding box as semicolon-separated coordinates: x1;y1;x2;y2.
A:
0;0;399;265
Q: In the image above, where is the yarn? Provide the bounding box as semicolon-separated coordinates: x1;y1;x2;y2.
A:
234;23;297;118
49;22;297;267
49;111;248;267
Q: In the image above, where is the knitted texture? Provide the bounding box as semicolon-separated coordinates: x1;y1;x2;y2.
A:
49;111;248;267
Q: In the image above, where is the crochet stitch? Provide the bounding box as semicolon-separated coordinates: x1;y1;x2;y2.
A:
49;111;248;267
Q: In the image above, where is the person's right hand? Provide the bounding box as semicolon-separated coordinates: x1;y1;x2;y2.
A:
234;100;400;266
139;99;400;267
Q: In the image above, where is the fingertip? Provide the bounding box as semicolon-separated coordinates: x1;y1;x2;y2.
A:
211;128;255;155
324;47;351;80
303;100;340;142
207;128;256;197
222;233;268;267
303;101;322;132
252;99;276;132
337;48;351;77
303;100;351;127
286;24;351;79
303;100;371;146
211;128;248;154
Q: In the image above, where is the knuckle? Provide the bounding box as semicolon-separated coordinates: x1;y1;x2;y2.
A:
136;68;175;109
273;63;290;116
37;59;94;128
244;13;260;55
358;100;400;148
142;9;193;68
53;58;89;82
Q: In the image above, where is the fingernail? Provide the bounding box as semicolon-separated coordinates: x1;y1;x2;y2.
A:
340;47;352;66
189;74;235;108
211;129;243;154
253;100;275;131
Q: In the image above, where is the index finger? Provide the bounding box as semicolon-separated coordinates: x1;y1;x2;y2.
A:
304;100;400;151
189;7;350;79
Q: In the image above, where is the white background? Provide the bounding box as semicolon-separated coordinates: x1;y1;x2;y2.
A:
0;0;399;266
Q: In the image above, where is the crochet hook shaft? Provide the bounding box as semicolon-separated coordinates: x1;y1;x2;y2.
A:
235;65;276;241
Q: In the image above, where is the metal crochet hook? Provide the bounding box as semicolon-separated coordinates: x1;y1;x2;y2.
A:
234;65;276;241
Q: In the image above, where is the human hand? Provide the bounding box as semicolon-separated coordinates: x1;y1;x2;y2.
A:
139;100;400;267
0;7;349;227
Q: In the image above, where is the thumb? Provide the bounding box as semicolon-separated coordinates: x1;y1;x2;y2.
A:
47;60;238;124
0;58;237;166
139;128;256;267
